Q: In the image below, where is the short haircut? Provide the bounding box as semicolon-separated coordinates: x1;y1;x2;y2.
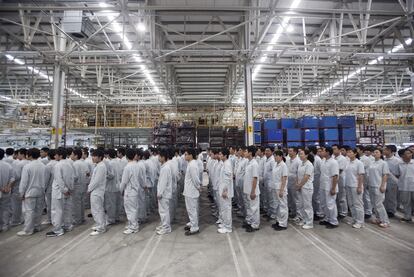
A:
356;145;365;151
117;147;126;156
239;146;247;151
18;148;28;156
56;147;67;159
274;150;284;157
143;150;151;160
0;148;5;160
73;149;83;160
135;149;144;159
48;149;56;160
288;147;298;153
332;144;340;149
324;147;334;156
82;147;89;157
28;148;41;159
220;148;230;158
247;146;256;156
403;148;412;155
66;147;73;156
159;149;169;160
265;145;274;152
41;147;49;152
5;148;14;156
185;148;196;159
92;149;105;159
308;146;317;155
385;145;397;153
126;148;136;160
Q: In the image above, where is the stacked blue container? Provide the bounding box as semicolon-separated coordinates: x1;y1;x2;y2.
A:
320;116;339;147
338;116;357;148
253;120;262;145
300;116;320;147
262;119;282;145
282;118;301;147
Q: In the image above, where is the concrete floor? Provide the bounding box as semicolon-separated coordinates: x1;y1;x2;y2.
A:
1;180;414;277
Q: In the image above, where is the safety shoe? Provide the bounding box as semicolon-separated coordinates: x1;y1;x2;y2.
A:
325;223;338;229
302;224;314;230
217;228;232;234
90;230;105;236
123;228;138;235
185;230;200;236
273;225;287;231
352;223;363;229
17;231;32;236
156;229;171;235
46;231;64;237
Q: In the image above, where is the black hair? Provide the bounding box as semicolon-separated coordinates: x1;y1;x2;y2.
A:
274;150;285;162
5;148;14;156
41;147;49;152
239;146;247;151
212;149;219;155
56;147;67;159
82;147;89;157
185;148;196;159
159;149;169;160
265;145;274;152
107;149;117;159
385;145;397;153
92;149;105;159
288;147;298;153
220;148;230;158
398;148;405;157
373;148;384;160
143;150;151;160
66;147;74;156
135;149;144;159
73;149;83;160
48;149;56;160
347;148;360;159
18;148;28;156
247;146;256;157
341;145;351;151
402;148;413;156
308;146;317;155
28;148;41;159
117;147;126;156
126;148;136;160
356;145;365;151
0;148;4;160
324;147;334;156
300;149;314;164
332;144;341;149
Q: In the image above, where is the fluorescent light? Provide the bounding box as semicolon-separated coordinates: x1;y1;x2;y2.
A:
286;25;294;32
137;22;146;32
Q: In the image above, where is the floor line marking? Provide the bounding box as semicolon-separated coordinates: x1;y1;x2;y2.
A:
363;225;414;252
290;224;359;277
127;232;157;277
233;230;256;277
139;235;163;277
227;233;243;277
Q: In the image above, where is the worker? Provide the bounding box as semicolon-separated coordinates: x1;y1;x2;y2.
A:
344;148;365;229
105;149;121;225
11;148;29;226
235;146;247;218
286;147;301;219
135;150;148;224
263;146;275;220
310;147;324;220
47;148;75;237
43;149;57;225
396;148;414;222
211;149;222;221
17;148;46;236
359;145;374;219
255;147;266;213
319;147;340;229
196;149;204;187
40;147;50;165
183;148;202;236
367;149;390;228
383;145;400;218
332;144;349;219
88;149;108;236
243;146;260;233
71;148;90;225
119;149;140;234
270;150;289;231
155;149;173;235
116;147;127;217
5;148;15;165
169;148;179;223
296;149;314;229
0;148;16;232
143;151;156;216
217;148;233;234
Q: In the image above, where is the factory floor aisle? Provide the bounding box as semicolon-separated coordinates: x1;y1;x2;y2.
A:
1;175;413;277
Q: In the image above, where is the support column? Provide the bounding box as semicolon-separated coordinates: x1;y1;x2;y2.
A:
51;34;66;148
244;11;254;146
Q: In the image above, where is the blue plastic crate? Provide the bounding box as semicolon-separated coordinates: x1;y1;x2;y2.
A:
254;133;262;144
281;118;297;129
319;116;338;128
342;140;356;148
321;128;339;141
263;129;283;142
303;129;319;141
253;121;261;132
285;129;301;141
263;119;280;130
323;141;339;147
339;116;356;128
300;116;319;128
286;141;303;147
339;128;357;141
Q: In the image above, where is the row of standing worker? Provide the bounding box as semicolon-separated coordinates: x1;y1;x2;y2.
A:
0;143;413;237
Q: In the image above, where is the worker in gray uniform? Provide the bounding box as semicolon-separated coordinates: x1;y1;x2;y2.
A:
383;145;400;217
155;149;173;235
135;150;148;224
183;149;202;236
71;148;90;225
47;148;75;237
105;149;121;225
11;148;29;226
43;149;57;225
217;148;233;234
243;146;260;233
88;149;108;236
17;148;46;236
0;148;16;232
